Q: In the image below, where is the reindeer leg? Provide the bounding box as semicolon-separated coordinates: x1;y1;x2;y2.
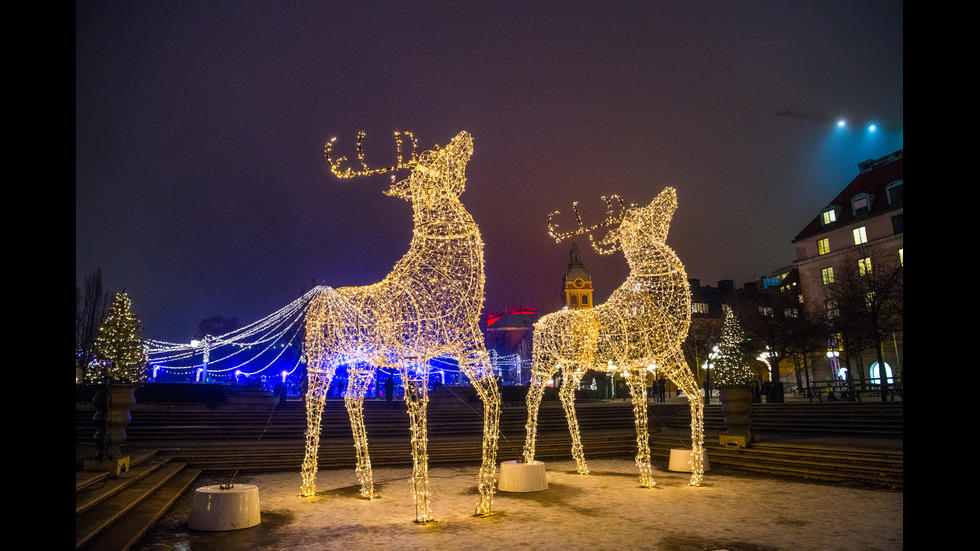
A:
624;367;656;487
664;349;705;486
301;368;332;497
559;366;590;475
468;365;501;516
523;340;557;463
345;364;378;499
400;364;434;523
522;365;552;463
458;344;501;517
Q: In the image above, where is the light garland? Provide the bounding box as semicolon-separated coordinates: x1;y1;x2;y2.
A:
144;287;319;380
300;131;501;522
524;187;705;487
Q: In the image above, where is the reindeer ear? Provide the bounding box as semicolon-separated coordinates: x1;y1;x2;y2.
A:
384;176;412;200
591;227;621;254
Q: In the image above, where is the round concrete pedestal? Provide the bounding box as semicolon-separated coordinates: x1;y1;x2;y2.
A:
497;460;548;492
188;484;261;531
667;449;710;473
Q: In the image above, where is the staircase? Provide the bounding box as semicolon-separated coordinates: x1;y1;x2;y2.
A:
681;401;905;437
75;449;201;551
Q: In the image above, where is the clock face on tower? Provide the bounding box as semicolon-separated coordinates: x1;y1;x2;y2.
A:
574;278;584;288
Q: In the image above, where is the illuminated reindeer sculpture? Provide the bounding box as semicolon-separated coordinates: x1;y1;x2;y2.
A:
522;187;705;487
300;131;501;523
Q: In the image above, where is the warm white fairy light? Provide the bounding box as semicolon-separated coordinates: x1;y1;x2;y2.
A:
524;187;705;487
300;131;501;522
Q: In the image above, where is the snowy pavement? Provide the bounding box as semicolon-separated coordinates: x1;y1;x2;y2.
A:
136;457;902;551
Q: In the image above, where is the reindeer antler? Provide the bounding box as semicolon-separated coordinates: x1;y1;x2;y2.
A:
547;195;629;243
325;130;419;179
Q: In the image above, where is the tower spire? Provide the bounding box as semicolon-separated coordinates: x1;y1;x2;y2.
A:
562;242;594;309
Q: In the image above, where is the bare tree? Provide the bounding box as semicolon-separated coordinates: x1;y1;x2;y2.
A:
824;244;903;401
76;268;110;382
785;300;832;397
682;316;722;401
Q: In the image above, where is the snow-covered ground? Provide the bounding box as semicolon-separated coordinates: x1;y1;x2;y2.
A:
137;458;902;551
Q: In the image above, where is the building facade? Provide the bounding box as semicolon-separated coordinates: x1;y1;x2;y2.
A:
791;149;904;384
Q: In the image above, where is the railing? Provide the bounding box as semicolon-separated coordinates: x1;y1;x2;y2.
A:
794;379;903;402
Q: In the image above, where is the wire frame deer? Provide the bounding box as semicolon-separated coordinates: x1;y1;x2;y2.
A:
523;187;705;487
300;131;501;523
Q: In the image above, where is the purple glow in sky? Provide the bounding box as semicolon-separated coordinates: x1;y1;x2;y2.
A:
76;1;903;341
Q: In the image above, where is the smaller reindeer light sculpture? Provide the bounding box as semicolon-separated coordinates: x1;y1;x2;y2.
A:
524;187;705;487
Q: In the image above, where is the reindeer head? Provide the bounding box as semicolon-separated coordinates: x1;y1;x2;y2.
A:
385;131;473;204
607;187;678;260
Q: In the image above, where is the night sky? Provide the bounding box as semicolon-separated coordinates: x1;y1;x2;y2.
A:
76;1;903;342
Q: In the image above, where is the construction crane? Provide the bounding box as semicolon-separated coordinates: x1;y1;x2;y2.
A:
778;107;901;131
776;107;836;123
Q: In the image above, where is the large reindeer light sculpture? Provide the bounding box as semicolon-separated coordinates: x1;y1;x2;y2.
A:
300;131;501;523
523;187;705;487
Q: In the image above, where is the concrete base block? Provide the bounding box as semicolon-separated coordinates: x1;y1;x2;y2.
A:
720;434;752;448
188;484;261;531
497;460;548;492
83;456;130;476
668;449;710;472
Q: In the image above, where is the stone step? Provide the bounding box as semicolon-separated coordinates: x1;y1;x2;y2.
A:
648;436;904;488
76;456;201;551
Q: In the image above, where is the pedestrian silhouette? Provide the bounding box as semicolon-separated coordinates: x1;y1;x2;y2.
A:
385;376;394;410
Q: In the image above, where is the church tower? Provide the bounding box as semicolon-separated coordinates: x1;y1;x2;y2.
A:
563;242;594;309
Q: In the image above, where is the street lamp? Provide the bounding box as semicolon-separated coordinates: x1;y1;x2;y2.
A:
702;345;719;405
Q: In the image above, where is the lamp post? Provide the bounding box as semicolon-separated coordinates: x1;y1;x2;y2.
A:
702;346;718;405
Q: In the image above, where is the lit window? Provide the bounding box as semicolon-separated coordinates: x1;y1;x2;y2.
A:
858;257;872;276
852;226;868;245
898;248;903;265
784;308;798;318
821;208;837;225
817;238;830;255
821;267;835;285
692;302;709;314
759;306;774;317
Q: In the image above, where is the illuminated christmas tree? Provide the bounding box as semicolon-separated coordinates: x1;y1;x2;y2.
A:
90;291;147;384
714;305;751;386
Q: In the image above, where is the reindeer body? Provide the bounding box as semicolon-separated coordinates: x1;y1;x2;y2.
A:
300;132;500;522
523;187;705;487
